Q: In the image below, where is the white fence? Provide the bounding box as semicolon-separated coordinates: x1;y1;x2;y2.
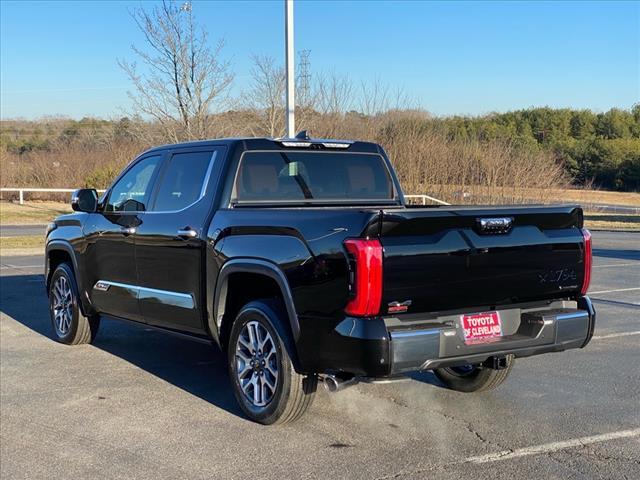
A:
0;188;106;205
1;188;451;206
3;188;638;213
404;194;451;205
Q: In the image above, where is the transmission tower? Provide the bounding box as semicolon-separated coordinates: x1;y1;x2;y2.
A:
297;49;311;108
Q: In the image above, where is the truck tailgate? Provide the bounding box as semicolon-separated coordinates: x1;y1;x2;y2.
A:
379;205;587;314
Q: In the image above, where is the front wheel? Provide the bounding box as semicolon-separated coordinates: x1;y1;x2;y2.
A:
228;300;317;425
48;263;100;345
433;355;515;392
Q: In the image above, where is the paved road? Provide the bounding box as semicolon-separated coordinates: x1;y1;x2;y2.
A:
0;224;46;237
1;232;639;480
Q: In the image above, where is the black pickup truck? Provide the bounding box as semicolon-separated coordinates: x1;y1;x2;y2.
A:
45;135;595;424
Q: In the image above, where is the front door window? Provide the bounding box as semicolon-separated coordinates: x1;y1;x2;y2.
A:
105;155;162;212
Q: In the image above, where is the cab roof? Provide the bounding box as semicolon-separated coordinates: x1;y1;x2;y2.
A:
141;137;383;156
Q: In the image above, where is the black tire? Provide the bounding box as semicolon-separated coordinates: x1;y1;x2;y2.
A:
227;300;316;425
48;263;100;345
433;355;515;393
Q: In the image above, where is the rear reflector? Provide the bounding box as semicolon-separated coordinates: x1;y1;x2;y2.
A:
344;239;383;317
581;228;592;295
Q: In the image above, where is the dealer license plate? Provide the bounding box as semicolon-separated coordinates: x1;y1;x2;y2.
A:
460;311;502;344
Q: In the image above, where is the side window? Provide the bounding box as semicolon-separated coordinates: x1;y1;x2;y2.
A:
151;150;218;211
105;155;161;212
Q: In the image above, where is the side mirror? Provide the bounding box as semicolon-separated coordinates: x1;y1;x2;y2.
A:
71;189;98;213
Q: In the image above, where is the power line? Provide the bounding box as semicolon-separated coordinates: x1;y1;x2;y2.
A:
297;49;311;108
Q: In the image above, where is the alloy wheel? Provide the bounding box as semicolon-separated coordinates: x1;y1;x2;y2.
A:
235;320;279;407
52;276;73;336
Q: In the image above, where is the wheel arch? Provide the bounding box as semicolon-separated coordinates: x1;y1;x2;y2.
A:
212;259;302;369
45;240;92;315
46;241;79;289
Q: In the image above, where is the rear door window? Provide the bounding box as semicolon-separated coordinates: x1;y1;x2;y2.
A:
234;151;394;203
151;150;219;211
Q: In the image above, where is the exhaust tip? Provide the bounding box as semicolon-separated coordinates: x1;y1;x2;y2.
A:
324;375;340;393
323;374;359;393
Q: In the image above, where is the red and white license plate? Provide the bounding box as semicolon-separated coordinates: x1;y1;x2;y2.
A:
460;311;502;344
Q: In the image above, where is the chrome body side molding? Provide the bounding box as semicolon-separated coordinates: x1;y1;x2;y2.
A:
92;280;195;310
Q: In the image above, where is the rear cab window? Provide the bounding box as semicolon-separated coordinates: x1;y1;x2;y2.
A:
151;150;219;211
233;151;397;205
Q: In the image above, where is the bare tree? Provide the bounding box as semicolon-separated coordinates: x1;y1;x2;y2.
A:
310;72;353;138
315;71;353;116
118;1;233;142
359;79;414;115
243;55;286;138
243;55;360;139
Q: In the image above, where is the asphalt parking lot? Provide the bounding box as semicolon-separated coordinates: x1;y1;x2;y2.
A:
1;231;638;479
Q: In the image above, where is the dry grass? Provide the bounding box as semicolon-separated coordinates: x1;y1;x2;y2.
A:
0;247;43;257
0;201;71;225
583;213;640;231
0;235;44;250
378;125;570;205
522;188;640;207
1;140;142;191
409;185;640;207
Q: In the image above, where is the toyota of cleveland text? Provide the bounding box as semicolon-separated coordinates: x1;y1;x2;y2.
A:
44;134;595;424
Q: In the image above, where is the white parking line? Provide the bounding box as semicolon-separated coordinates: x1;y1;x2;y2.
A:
593;263;639;268
589;287;640;295
464;428;640;464
593;331;640;340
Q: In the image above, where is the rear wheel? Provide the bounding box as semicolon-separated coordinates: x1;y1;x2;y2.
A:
433;355;515;392
48;263;100;345
228;300;317;425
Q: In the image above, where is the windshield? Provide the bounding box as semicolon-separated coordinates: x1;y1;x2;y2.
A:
234;151;395;203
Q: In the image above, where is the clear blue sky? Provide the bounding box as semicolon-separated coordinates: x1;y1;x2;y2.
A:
1;0;638;119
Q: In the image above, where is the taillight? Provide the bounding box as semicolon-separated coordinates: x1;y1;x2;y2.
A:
344;239;383;316
581;228;592;295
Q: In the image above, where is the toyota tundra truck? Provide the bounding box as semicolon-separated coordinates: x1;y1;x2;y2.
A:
44;134;595;424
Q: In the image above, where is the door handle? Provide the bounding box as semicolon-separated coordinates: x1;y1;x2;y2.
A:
177;228;198;239
120;227;136;236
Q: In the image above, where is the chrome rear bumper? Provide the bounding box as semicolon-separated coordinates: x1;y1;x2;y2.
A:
387;298;595;375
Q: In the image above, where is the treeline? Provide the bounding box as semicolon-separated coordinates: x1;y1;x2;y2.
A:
0;106;637;206
1;116;143;192
427;106;640;191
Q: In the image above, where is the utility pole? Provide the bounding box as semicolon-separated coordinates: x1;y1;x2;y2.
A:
285;0;295;137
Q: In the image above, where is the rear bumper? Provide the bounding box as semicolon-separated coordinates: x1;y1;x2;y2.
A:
329;297;595;377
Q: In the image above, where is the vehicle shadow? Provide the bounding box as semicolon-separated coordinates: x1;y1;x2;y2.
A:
406;370;443;387
0;274;244;419
591;297;640;309
593;248;640;261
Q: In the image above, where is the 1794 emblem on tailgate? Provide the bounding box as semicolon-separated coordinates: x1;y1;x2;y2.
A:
538;268;577;286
